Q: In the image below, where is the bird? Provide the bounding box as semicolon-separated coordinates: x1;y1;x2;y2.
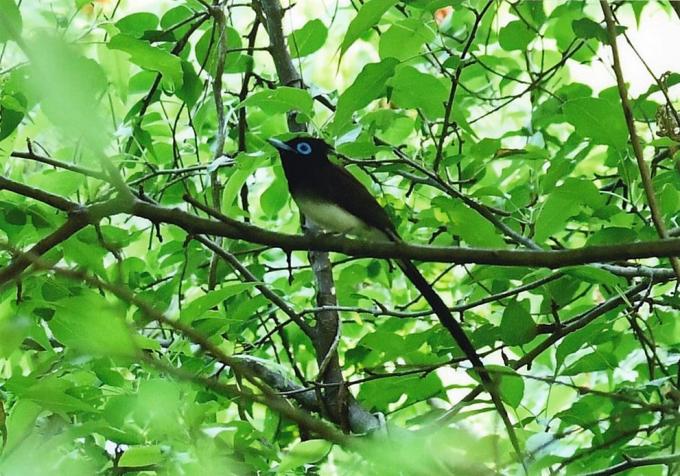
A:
267;135;478;352
268;136;521;455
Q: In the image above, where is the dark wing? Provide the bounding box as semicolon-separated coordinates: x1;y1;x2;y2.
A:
321;160;398;237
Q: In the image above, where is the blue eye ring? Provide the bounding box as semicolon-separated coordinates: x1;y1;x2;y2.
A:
296;142;312;155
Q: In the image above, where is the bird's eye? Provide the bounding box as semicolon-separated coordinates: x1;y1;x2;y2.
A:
296;142;312;155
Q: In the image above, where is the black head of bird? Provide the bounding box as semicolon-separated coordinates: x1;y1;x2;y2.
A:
268;136;397;240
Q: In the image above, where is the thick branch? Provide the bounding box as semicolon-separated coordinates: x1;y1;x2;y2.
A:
0;176;79;212
139;198;680;267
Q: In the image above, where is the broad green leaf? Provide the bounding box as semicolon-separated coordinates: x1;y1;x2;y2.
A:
534;178;603;242
28;34;110;151
490;365;525;409
19;375;95;413
277;440;332;474
176;60;202;108
221;155;263;210
340;0;398;57
261;172;289;217
194;26;243;76
118;446;164;468
436;197;504;247
389;66;449;119
332;58;399;133
563;97;627;149
0;308;31;357
586;227;637;246
500;301;536;346
115;12;159;38
288;19;327;58
108;34;183;89
379;18;435;60
49;296;137;357
181;283;258;322
556;325;591;368
242;87;313;115
563;350;618;376
0;0;21;43
0;92;25;141
498;20;534;51
563;266;622;285
571;18;607;43
161;6;194;31
3;400;41;454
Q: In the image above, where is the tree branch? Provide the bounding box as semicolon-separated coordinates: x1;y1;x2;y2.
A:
583;453;680;476
600;0;680;281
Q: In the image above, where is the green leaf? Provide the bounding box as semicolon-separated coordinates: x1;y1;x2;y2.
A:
586;227;637;246
3;400;42;454
534;178;603;242
289;19;328;58
28;34;110;151
108;34;183;89
490;365;525;408
194;26;243;76
500;301;536;346
0;301;31;357
340;0;398;57
242;87;313;115
118;446;164;468
563;97;628;149
498;20;534;51
389;66;449;119
160;6;194;38
555;321;607;368
261;172;289;217
379;18;435;60
0;92;26;141
176;60;202;108
332;58;398;133
571;18;608;43
181;283;258;323
0;0;22;43
435;197;504;247
563;266;622;285
563;350;618;376
49;296;137;357
277;440;332;474
115;12;159;38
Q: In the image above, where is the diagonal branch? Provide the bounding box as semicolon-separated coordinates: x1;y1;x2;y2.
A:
600;1;680;281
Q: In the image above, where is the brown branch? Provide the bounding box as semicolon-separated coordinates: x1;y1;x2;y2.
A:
10;150;108;180
207;5;230;290
433;0;494;171
0;176;79;212
583;453;680;476
600;1;680;281
0;216;88;285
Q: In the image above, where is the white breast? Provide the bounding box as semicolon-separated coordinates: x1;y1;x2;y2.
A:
294;196;387;240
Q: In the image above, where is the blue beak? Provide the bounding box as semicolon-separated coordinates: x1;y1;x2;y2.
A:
267;138;294;152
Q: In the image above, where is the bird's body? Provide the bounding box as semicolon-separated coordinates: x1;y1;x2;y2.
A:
276;139;395;240
268;136;521;457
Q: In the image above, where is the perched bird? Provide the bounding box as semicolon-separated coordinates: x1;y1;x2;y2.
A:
269;136;521;455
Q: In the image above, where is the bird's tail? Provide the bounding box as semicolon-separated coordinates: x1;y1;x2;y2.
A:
394;257;486;374
392;251;524;463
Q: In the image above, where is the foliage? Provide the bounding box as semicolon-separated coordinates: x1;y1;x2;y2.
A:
0;0;679;474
